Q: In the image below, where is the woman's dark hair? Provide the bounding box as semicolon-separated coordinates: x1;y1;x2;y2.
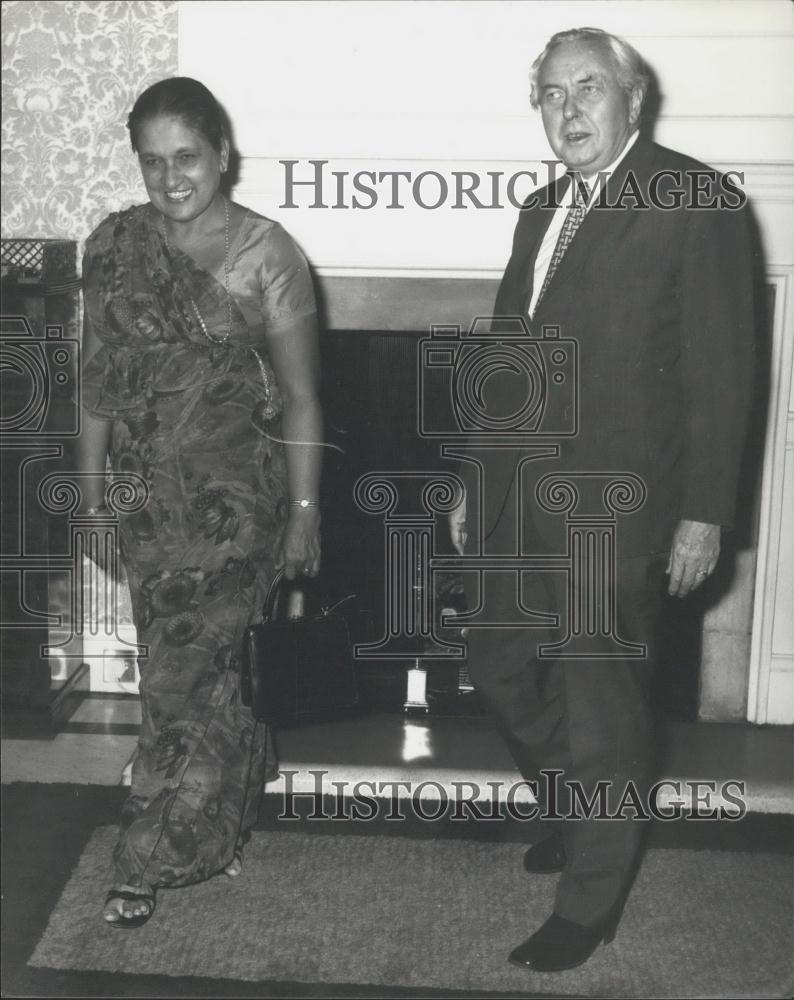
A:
127;76;229;153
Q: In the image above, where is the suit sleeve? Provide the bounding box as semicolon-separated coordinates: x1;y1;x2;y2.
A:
677;200;755;529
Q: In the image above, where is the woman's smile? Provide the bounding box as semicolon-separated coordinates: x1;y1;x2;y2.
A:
136;114;228;230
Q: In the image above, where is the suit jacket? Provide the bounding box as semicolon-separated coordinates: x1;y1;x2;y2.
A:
466;136;755;559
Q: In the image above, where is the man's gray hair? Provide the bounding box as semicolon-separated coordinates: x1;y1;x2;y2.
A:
529;27;650;111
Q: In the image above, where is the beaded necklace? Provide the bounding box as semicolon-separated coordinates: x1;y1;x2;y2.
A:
162;198;271;398
163;195;233;344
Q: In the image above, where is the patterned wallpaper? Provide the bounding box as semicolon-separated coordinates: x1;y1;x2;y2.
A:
1;0;177;244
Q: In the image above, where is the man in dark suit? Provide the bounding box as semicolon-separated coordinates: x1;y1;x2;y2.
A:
450;27;754;972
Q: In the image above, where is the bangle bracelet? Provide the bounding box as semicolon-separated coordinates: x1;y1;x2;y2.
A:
288;498;320;509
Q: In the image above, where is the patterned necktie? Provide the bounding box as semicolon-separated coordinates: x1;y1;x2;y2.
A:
535;175;590;307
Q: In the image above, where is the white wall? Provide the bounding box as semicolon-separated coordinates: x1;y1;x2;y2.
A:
179;0;794;275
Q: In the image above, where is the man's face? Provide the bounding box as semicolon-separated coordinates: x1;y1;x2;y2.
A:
537;39;640;176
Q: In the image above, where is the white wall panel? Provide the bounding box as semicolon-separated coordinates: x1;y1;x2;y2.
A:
770;443;794;653
180;0;793;274
749;274;794;725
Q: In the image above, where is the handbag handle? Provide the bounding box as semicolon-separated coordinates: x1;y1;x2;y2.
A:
260;569;357;623
262;569;285;623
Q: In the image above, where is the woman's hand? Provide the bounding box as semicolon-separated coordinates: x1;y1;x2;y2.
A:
275;508;321;579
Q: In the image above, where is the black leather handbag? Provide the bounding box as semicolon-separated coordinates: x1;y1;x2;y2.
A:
240;570;360;726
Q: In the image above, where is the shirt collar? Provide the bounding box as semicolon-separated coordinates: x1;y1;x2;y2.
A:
566;129;639;207
580;128;639;183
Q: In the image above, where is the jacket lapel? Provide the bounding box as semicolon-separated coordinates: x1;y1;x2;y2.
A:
497;174;568;316
532;136;655;317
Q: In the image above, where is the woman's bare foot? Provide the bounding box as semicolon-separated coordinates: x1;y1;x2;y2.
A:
224;850;243;877
103;885;156;928
223;830;250;877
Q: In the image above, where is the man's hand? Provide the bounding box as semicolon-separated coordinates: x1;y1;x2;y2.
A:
666;519;720;597
449;491;467;556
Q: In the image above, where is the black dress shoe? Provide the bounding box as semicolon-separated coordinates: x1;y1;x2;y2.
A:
508;912;618;973
522;832;566;873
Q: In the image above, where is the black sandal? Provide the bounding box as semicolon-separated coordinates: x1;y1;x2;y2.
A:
104;888;156;929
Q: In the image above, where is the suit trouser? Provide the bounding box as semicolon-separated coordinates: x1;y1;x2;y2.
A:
465;554;667;927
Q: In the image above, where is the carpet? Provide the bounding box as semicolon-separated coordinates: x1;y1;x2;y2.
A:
29;826;794;998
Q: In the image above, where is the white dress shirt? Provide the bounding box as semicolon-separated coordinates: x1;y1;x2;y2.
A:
528;130;639;318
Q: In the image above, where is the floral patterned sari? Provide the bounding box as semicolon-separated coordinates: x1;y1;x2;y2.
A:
82;203;315;890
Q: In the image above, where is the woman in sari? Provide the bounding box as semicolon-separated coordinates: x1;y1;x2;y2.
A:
79;77;322;927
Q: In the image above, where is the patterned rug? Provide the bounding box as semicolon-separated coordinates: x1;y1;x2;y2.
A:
29;826;794;998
